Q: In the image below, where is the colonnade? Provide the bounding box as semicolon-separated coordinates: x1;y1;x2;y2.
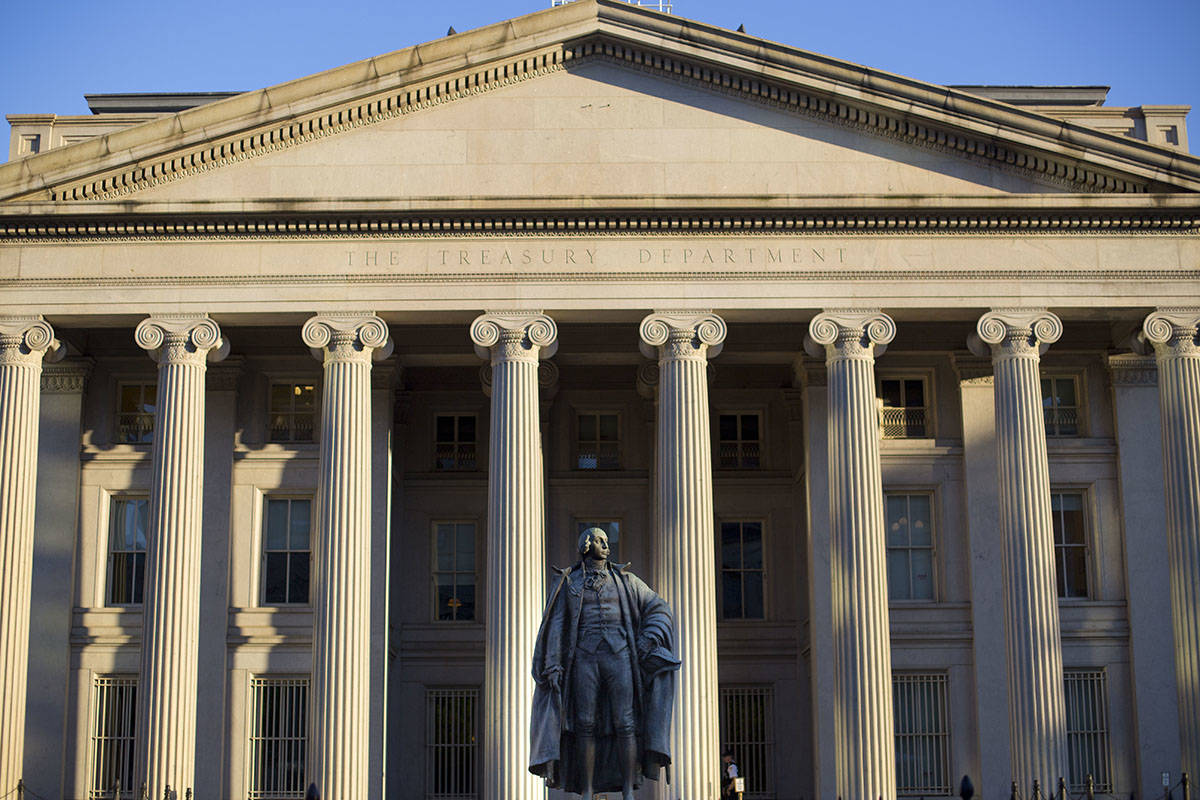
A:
0;307;1198;798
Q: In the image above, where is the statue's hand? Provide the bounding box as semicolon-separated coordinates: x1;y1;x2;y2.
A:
637;637;653;659
544;666;563;692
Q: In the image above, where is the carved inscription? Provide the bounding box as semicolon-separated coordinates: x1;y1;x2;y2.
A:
343;243;849;269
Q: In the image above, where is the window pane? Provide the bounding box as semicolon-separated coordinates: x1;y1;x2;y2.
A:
455;578;476;621
264;553;288;604
742;522;763;569
270;383;292;409
743;571;764;619
578;414;596;441
132;553;145;605
1063;550;1088;598
908;496;932;546
458;415;475;442
266;500;289;550
904;379;925;408
1041;378;1053;407
288;554;310;605
133;501;148;550
888;550;911;601
910;550;934;600
436;578;455;620
294;384;315;411
719;414;738;441
436;415;455;441
289;500;310;551
721;523;742;569
119;385;143;413
740;414;759;441
886;498;909;547
1056;378;1077;407
436;527;454;571
599;414;618;440
722;572;743;619
109;554;133;605
456;525;475;571
881;379;902;408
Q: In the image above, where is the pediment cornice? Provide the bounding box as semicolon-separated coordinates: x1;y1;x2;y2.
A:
2;0;1199;203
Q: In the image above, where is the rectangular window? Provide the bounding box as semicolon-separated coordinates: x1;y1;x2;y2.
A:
576;412;619;469
248;677;308;800
576;520;621;563
435;414;477;470
719;686;775;799
720;521;765;620
116;382;157;443
434;522;476;621
718;413;762;468
893;673;951;796
262;498;311;605
879;378;929;438
1051;492;1089;599
107;497;148;606
90;676;136;800
1042;376;1080;437
268;382;316;443
885;494;935;601
1064;669;1111;792
426;688;479;800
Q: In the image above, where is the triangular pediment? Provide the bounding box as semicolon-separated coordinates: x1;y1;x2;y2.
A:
3;0;1199;205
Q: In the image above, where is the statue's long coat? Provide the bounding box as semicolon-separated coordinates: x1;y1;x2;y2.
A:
529;562;680;792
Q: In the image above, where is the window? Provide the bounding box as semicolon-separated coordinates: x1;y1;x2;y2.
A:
1064;669;1111;792
426;688;479;800
885;494;935;601
107;497;148;606
1042;376;1080;437
576;412;619;469
719;686;775;799
436;414;477;470
248;677;308;800
718;413;761;468
720;521;764;620
268;382;316;442
262;498;311;605
434;522;476;621
90;676;136;800
1051;492;1089;599
893;673;951;796
576;520;621;563
879;378;929;438
116;382;156;443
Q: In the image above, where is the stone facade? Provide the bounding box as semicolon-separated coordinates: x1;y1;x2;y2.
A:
2;2;1199;799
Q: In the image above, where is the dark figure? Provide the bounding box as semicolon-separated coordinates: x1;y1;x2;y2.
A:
530;528;680;798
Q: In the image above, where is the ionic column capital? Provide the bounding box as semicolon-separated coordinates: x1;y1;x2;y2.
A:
302;313;392;365
1142;308;1200;358
805;309;895;362
470;311;557;364
0;316;62;367
135;315;228;366
638;311;726;362
970;309;1062;360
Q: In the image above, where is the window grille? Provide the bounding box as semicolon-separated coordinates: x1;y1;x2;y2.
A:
434;522;476;621
879;378;929;438
576;520;621;563
1041;376;1080;437
108;497;149;606
885;494;935;601
90;676;137;800
576;412;620;469
718;413;761;468
719;686;775;799
116;382;156;443
426;688;479;799
436;415;477;470
1051;492;1089;599
720;521;765;619
893;673;951;796
1064;670;1111;792
262;498;311;605
248;677;308;800
268;382;316;442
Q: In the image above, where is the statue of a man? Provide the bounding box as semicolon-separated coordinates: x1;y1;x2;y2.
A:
530;528;680;798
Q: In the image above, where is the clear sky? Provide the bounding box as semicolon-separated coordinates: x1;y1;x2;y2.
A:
3;0;1198;129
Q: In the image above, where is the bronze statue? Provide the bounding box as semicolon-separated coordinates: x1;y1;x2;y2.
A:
530;528;679;799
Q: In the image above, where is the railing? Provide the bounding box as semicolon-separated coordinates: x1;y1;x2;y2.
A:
1044;406;1080;437
116;415;154;443
435;443;477;470
880;406;928;439
719;441;761;468
577;441;620;470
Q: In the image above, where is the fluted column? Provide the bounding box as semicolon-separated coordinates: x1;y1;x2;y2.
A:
639;311;725;800
0;316;60;795
805;310;897;800
302;314;392;800
471;311;557;800
1141;308;1200;777
134;315;227;798
972;309;1068;789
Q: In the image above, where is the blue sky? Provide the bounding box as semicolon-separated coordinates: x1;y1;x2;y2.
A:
3;0;1198;127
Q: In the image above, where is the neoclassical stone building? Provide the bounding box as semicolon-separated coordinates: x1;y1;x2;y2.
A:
2;2;1199;799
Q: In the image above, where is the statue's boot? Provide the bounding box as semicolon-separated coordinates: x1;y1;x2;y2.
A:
579;735;596;798
620;734;638;800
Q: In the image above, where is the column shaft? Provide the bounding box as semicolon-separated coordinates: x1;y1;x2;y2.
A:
808;310;896;800
0;317;58;794
302;314;391;800
134;315;225;797
975;309;1068;788
1143;309;1200;777
640;311;725;800
471;312;556;800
